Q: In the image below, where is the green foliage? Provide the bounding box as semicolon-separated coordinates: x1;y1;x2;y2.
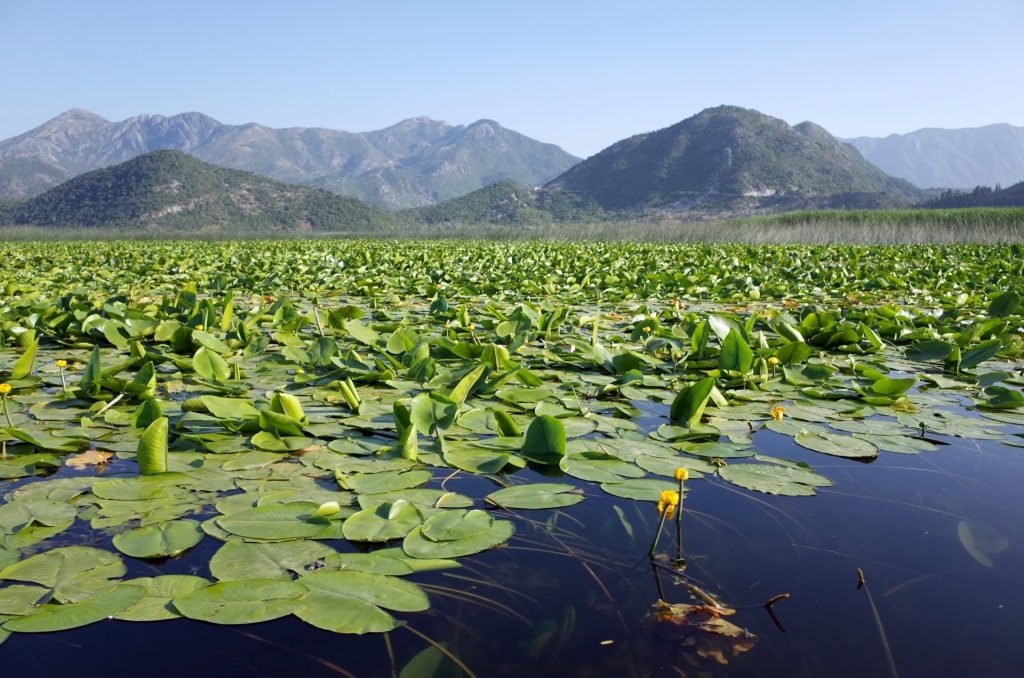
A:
546;105;926;211
3;150;397;233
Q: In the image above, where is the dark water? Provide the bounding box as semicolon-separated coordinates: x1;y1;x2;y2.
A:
3;425;1023;678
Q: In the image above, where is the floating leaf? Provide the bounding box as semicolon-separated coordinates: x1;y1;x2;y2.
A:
486;483;584;509
217;502;331;541
3;584;145;633
112;519;204;559
718;463;833;496
342;500;424;543
209;540;339;581
173;579;306;624
295;570;429;634
115;575;211;621
599;478;679;501
0;545;126;603
404;511;514;559
794;430;878;459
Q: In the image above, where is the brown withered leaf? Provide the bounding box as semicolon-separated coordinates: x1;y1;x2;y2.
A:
65;449;113;470
652;600;756;665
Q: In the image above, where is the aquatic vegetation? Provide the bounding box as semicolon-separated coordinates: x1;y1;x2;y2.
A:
0;239;1021;673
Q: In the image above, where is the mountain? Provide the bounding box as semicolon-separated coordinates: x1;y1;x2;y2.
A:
844;124;1024;189
405;179;608;226
0;110;580;208
0;149;395;233
545;106;926;214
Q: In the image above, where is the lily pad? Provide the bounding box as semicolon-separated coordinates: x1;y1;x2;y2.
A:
295;569;429;634
485;483;584;509
3;583;145;633
173;579;307;624
217;502;332;541
112;520;205;559
115;575;211;621
403;510;515;559
718;463;833;496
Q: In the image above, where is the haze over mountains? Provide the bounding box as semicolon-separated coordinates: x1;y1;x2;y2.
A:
844;124;1024;189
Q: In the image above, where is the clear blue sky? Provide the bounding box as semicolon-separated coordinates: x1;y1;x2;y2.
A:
2;0;1021;158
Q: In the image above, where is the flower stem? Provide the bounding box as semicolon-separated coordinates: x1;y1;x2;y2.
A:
649;506;669;557
675;479;685;564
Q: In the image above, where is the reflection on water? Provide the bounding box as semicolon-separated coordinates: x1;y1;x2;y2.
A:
2;425;1023;677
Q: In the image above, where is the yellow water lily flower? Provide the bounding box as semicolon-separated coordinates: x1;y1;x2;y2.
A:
657;489;680;519
674;467;689;482
0;383;11;395
770;405;785;420
55;359;68;368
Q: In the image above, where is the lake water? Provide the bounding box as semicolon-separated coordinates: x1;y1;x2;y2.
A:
2;409;1021;678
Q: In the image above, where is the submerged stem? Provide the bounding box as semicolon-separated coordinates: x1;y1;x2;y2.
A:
858;568;899;678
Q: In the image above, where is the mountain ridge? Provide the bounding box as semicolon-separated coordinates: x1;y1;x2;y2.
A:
544;105;925;214
843;123;1024;189
0;110;579;208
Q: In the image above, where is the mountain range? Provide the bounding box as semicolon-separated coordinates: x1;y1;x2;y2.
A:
2;106;1022;233
844;124;1024;189
2;108;1024;212
0;109;579;209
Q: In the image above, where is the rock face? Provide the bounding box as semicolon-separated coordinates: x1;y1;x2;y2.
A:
0;110;580;208
843;124;1024;189
545;106;924;213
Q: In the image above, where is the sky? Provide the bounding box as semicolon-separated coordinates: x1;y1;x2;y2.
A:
2;0;1022;158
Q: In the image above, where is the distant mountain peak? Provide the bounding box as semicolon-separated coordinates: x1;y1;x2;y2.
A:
0;111;580;205
546;105;923;213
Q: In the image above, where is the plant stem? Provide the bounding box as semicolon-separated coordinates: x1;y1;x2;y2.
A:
649;506;668;557
675;480;685;565
1;395;12;428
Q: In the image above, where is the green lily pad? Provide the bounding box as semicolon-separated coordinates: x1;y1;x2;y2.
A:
403;511;514;559
217;502;332;541
295;570;429;634
342;500;424;542
485;483;584;509
3;583;145;633
112;519;205;559
599;477;678;501
209;540;339;580
115;575;211;621
0;545;126;603
794;430;878;459
718;463;833;496
173;579;307;624
340;469;434;495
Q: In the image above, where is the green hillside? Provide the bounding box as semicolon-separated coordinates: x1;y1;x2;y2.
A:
0;150;396;233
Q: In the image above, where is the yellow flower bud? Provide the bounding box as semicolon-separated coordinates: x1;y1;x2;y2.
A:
674;467;689;482
0;383;10;395
770;405;785;420
657;489;680;516
767;356;780;366
56;359;68;368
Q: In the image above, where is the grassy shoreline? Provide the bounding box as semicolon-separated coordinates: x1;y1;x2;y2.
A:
1;206;1023;244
